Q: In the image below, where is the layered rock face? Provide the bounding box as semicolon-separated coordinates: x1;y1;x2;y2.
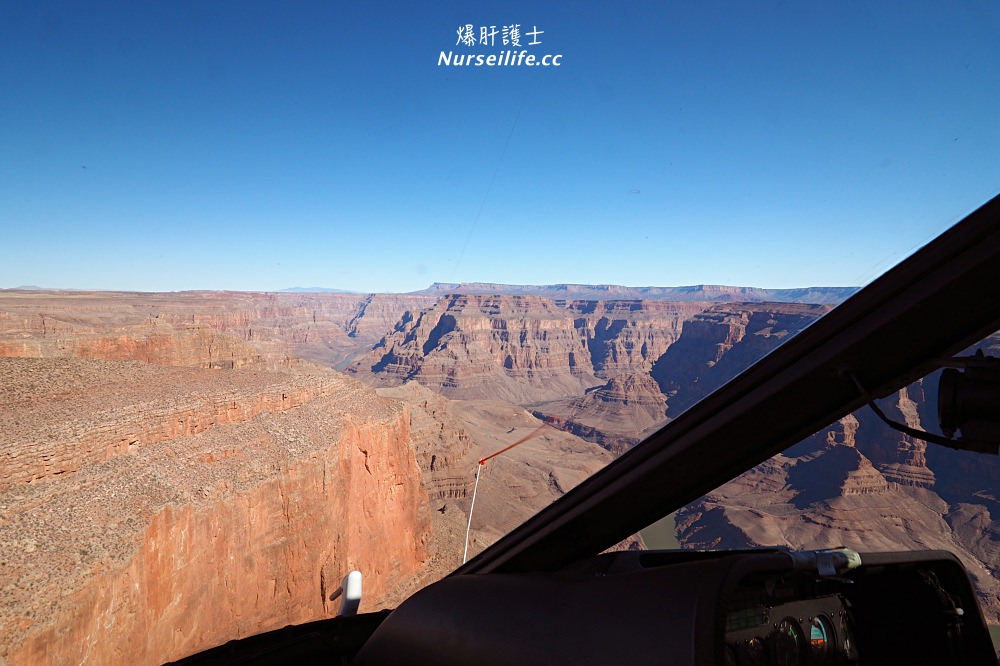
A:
0;360;349;490
354;297;832;456
353;296;704;410
7;288;1000;633
559;299;704;378
352;295;603;404
0;290;434;371
533;373;669;454
343;294;438;347
0;290;615;663
404;299;1000;623
526;302;827;452
650;303;830;415
0;358;429;665
0;316;271;370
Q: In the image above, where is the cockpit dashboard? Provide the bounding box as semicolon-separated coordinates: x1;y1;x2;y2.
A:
174;547;996;664
348;548;994;665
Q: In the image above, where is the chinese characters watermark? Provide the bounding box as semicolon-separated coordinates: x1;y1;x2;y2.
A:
441;23;562;68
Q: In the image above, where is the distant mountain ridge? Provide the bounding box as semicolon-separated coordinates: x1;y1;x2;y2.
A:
7;284;858;304
279;287;359;293
410;282;858;304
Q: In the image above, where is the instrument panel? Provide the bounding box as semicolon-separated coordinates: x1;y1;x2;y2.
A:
174;548;998;665
724;592;857;665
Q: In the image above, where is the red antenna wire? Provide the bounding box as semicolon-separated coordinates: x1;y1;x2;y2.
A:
478;416;565;466
463;416;565;564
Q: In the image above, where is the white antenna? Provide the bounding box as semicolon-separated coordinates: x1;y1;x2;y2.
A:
461;417;562;564
462;461;483;564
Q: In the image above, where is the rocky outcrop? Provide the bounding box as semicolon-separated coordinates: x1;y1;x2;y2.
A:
0;358;429;665
532;373;669;454
344;295;438;346
354;299;830;456
560;300;704;378
353;297;709;406
785;416;891;507
524;302;827;454
651;303;830;416
353;295;602;404
0;358;351;491
0;324;271;370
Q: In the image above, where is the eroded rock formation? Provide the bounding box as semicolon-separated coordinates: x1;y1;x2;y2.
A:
0;359;350;490
352;295;602;404
526;302;828;453
650;303;830;416
533;373;669;454
560;299;704;378
0;358;429;665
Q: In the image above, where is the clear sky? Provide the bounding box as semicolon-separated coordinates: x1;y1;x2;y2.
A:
2;1;999;293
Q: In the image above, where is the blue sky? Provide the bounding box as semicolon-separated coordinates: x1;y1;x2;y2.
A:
2;1;999;293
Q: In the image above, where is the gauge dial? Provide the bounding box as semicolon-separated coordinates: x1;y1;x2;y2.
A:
772;618;805;666
809;615;835;658
743;637;766;665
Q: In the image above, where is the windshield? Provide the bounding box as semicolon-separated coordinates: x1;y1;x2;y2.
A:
2;2;999;663
660;330;1000;625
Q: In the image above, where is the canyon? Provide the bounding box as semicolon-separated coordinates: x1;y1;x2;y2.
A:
348;295;829;452
346;292;1000;624
0;290;613;663
2;285;1000;663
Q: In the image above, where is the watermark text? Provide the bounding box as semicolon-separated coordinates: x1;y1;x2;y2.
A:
441;24;562;67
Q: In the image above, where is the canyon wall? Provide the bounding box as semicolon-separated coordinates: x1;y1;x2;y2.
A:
350;297;830;455
0;358;429;665
0;360;349;490
526;302;828;452
343;290;1000;623
559;299;704;378
350;295;708;409
650;302;831;416
352;294;602;404
0;290;434;371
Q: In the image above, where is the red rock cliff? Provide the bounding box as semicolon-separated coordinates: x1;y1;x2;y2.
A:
0;359;429;665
